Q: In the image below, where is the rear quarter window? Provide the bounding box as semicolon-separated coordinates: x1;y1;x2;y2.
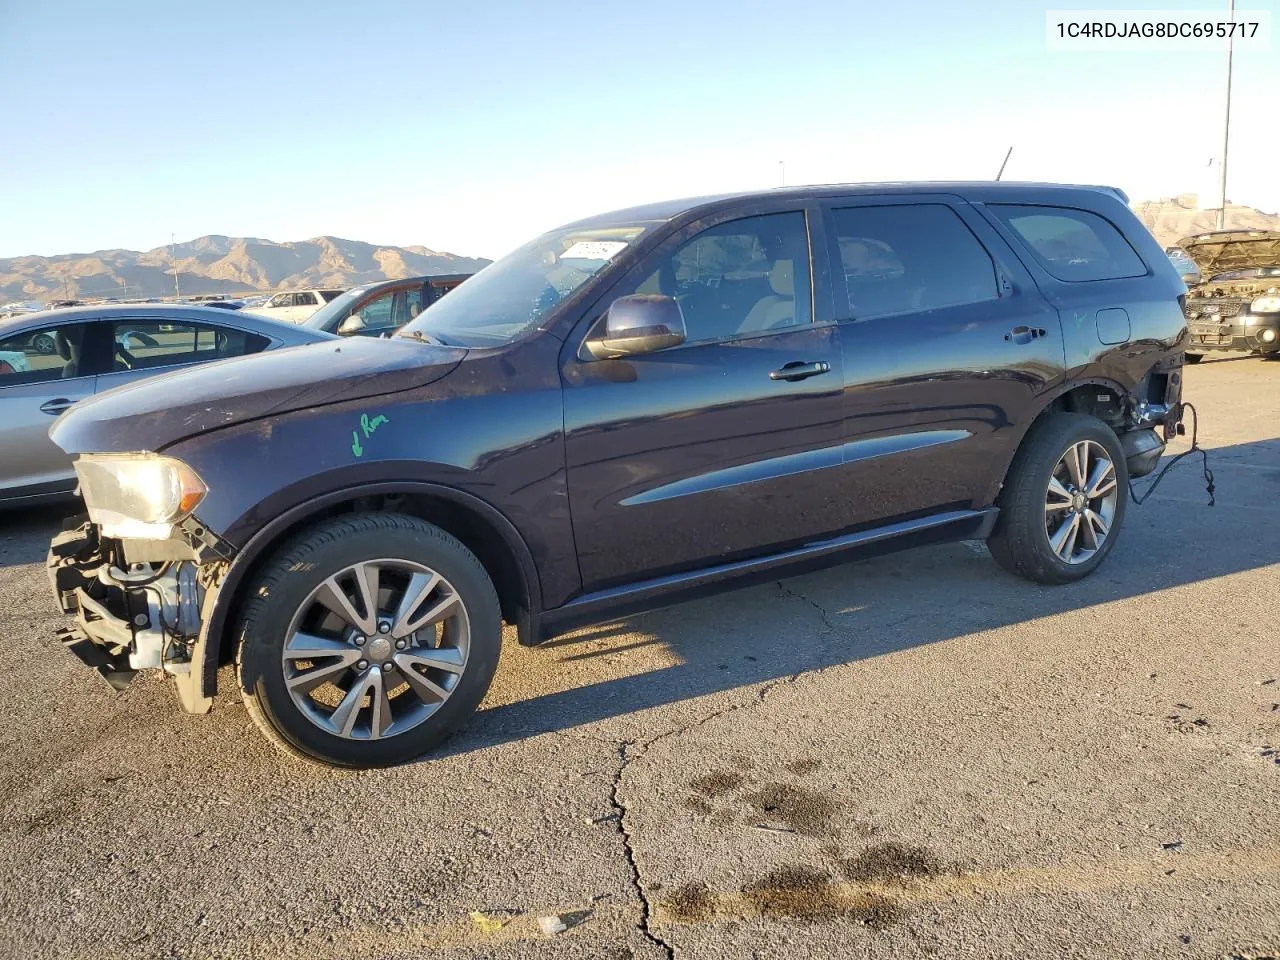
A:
991;204;1147;282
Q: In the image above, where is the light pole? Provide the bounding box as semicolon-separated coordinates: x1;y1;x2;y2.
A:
170;233;181;299
1216;0;1235;230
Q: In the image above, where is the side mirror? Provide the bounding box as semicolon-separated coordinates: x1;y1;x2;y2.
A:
338;313;365;335
586;295;686;359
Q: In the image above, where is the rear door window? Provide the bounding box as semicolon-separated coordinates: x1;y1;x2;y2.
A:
830;204;999;319
0;324;90;384
989;204;1146;282
110;320;269;371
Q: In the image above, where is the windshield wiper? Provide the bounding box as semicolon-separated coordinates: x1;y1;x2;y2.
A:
396;329;454;346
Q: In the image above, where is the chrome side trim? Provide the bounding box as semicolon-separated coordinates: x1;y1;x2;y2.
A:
620;430;972;507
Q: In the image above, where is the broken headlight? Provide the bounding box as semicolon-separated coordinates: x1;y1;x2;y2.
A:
74;454;207;540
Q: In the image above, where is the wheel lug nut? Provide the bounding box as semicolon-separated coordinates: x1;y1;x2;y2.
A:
354;636;365;646
378;620;392;634
384;661;395;671
357;659;368;670
395;639;406;649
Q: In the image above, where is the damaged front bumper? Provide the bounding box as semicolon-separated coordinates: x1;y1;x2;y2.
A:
47;521;224;713
1185;308;1280;355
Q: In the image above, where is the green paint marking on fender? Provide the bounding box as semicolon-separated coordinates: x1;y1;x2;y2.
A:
350;412;389;458
361;413;390;437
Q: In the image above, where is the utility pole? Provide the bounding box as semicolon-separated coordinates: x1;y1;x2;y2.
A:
170;233;181;299
1217;0;1234;229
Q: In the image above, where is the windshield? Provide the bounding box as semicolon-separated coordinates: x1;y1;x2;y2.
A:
397;223;653;346
1166;249;1199;276
303;285;374;330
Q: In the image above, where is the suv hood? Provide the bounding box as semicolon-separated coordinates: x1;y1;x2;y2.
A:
1178;230;1280;277
51;336;466;455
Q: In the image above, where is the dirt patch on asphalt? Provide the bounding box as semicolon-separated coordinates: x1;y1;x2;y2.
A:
744;783;837;837
661;881;716;923
690;770;743;798
743;865;843;922
785;757;822;776
683;796;715;815
839;842;945;884
742;865;903;928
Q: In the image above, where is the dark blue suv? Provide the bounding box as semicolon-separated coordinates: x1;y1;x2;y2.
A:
47;183;1188;766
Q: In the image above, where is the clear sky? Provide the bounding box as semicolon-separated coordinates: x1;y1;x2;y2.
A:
0;0;1276;260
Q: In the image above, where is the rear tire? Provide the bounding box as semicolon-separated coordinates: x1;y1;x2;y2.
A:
988;413;1128;585
235;513;501;768
1184;352;1204;364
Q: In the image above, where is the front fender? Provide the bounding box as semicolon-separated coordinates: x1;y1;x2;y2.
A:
191;478;546;699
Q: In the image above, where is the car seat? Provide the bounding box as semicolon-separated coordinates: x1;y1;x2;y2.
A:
739;260;797;333
55;329;82;377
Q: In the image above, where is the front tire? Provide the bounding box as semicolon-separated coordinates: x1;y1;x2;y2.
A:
32;332;56;355
988;413;1128;585
235;513;501;767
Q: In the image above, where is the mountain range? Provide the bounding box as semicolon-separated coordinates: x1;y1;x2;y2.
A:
0;235;491;303
1132;196;1280;249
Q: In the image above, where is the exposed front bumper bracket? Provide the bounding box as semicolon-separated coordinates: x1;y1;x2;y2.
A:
55;624;136;691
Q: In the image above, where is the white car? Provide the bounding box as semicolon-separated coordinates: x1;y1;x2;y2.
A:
250;288;346;323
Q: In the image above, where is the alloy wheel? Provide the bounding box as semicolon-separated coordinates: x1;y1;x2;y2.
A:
281;559;470;740
1044;440;1119;564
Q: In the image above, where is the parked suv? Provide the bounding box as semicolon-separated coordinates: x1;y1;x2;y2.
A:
47;183;1187;767
250;288;346;323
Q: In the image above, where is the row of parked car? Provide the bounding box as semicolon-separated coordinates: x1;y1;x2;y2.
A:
0;272;474;506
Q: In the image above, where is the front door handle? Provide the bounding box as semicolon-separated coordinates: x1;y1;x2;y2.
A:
39;398;75;415
769;360;831;382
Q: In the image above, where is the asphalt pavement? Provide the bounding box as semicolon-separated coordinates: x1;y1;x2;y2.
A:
0;356;1277;960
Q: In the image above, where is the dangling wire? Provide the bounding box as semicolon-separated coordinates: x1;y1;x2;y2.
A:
1129;402;1215;507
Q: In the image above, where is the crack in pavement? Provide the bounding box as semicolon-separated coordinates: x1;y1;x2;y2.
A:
604;674;809;957
776;579;842;634
592;583;855;954
610;740;676;959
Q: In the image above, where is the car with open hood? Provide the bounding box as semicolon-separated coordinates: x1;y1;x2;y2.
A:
1178;230;1280;361
45;182;1188;767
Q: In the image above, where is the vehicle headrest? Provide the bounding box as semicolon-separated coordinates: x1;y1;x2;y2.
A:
769;259;795;297
54;330;72;360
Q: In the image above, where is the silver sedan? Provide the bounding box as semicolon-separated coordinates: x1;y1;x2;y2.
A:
0;304;333;507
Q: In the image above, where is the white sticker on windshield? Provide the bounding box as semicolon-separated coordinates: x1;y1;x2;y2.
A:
560;240;628;261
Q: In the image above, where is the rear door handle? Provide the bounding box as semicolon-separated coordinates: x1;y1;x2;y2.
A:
39;398;75;415
769;360;831;382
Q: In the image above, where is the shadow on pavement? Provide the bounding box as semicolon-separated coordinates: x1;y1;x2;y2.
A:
445;434;1278;756
0;502;76;569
